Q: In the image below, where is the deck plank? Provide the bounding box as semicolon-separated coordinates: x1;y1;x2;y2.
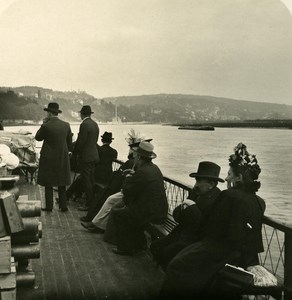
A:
16;179;164;300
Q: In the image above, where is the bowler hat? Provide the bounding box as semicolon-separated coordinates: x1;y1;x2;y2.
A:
79;105;94;115
101;131;114;141
189;161;224;182
134;141;156;159
44;102;62;114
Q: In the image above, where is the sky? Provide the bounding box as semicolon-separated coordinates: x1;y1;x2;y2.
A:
0;0;291;105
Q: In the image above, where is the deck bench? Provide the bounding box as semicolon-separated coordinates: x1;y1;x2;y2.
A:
145;212;284;300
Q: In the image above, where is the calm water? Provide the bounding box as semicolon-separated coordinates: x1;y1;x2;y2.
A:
6;124;292;222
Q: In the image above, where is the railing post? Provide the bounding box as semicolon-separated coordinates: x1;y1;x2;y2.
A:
284;232;292;300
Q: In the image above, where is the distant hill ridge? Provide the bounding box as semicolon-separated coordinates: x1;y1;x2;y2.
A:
1;86;292;123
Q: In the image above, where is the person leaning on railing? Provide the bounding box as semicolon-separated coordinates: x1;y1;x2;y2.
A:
158;143;265;300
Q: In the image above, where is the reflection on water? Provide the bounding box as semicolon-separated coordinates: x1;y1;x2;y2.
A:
6;124;292;222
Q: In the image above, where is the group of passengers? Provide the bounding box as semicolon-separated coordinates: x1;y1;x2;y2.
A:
36;102;265;299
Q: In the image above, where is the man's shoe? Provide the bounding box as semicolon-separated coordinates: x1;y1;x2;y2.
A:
80;216;92;222
41;208;52;212
77;206;89;211
80;221;93;229
80;222;104;233
112;247;135;256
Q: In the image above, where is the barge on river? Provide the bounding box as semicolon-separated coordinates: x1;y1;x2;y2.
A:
178;125;215;131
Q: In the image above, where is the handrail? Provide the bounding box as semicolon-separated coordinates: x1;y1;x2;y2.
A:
263;216;292;235
113;159;292;299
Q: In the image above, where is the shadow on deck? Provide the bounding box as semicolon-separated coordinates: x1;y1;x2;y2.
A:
17;180;164;300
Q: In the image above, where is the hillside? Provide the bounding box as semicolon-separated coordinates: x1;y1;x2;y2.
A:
1;86;292;123
105;94;292;122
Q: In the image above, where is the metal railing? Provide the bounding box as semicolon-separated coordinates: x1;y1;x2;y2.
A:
113;160;292;300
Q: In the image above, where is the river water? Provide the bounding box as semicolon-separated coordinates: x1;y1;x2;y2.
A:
6;124;292;223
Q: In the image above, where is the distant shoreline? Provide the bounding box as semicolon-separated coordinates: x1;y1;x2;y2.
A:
3;119;292;129
169;120;292;129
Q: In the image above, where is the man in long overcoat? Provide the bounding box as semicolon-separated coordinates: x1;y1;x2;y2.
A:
36;102;72;212
73;105;99;210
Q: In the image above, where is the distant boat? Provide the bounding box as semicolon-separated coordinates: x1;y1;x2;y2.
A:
178;125;215;131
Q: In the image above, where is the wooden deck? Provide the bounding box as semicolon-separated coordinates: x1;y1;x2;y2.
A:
17;179;164;300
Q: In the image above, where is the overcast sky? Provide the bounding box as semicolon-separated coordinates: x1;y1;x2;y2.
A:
0;0;291;105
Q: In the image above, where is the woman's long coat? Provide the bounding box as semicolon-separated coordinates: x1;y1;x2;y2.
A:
35;116;72;187
160;188;266;298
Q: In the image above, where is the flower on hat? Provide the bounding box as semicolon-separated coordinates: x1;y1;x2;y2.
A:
229;142;261;180
125;128;144;145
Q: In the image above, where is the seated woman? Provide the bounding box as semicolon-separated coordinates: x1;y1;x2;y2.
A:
159;143;265;300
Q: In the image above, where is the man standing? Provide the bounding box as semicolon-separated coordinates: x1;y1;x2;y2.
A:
73;105;99;211
35;102;72;212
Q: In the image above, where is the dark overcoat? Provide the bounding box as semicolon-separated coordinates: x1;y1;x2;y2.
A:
73;117;99;163
150;187;221;270
200;187;266;266
35;116;72;187
160;187;266;298
122;161;168;224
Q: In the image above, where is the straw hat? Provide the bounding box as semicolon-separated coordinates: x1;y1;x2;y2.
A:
134;141;157;159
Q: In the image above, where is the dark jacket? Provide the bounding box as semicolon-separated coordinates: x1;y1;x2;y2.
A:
150;187;221;270
159;187;266;297
73;118;99;163
200;187;266;266
35;116;72;186
122;161;168;224
95;144;118;184
172;187;221;243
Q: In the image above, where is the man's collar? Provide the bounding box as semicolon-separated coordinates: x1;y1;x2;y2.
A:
81;116;90;123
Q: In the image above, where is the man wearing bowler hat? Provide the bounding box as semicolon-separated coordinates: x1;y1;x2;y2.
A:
73;105;99;211
95;131;118;185
151;161;223;270
35;102;72;212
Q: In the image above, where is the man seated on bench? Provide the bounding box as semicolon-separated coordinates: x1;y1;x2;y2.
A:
109;141;168;256
150;161;223;270
159;143;265;300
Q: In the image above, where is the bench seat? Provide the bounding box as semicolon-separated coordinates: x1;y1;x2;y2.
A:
145;213;284;300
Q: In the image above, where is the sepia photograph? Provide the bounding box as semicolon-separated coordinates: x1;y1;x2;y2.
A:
0;0;292;299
